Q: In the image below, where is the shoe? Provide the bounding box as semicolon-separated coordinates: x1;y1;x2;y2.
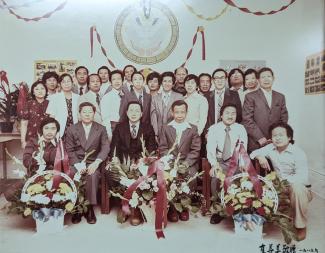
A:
167;206;179;222
71;213;82;224
179;210;189;221
210;214;224;224
86;206;97;224
296;227;307;241
130;208;142;226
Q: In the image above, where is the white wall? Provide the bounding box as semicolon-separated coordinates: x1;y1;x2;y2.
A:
0;0;324;195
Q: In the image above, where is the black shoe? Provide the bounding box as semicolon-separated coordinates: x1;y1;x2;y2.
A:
86;206;97;224
71;213;82;224
210;214;224;224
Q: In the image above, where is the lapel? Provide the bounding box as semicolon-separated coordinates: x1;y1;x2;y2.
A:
137;122;144;140
166;91;176;112
77;122;87;150
123;122;131;150
166;125;177;146
85;122;97;150
270;90;278;110
178;127;191;150
208;91;215;122
157;93;164;116
257;89;271;110
143;92;149;114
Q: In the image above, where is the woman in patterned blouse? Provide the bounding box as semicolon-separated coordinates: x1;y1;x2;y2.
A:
20;80;49;149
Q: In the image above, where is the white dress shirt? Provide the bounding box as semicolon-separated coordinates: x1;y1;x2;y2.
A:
184;92;208;135
250;143;310;185
101;88;122;138
207;121;247;167
261;88;272;108
99;82;111;97
168;120;191;144
82;122;92;140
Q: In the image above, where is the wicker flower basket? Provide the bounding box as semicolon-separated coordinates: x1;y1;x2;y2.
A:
21;170;77;234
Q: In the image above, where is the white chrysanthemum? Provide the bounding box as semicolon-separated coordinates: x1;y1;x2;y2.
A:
181;182;190;194
167;190;176;201
170;169;177;178
240;180;253;191
31;194;50;205
152;180;158;187
20;193;30;202
129;192;139;208
138;163;149;176
45;180;53;191
52;193;65;202
153;186;159;192
120;177;136;187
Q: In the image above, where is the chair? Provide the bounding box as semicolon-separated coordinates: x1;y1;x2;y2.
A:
100;161;110;214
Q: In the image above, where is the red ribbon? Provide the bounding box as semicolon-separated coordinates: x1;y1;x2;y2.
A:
52;138;73;189
17;82;28;119
0;71;9;86
223;0;296;16
0;0;67;22
122;160;167;239
181;26;206;68
224;140;262;198
90;26;116;69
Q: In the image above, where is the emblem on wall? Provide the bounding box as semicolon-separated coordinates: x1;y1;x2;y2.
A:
114;0;179;65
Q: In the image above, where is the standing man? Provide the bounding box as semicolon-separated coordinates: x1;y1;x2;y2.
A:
228;68;245;105
97;66;111;97
120;72;151;124
198;73;212;98
42;71;59;96
173;66;188;96
244;68;259;95
65;102;110;224
101;70;125;139
122;65;137;93
146;71;161;96
78;74;103;124
73;66;89;95
205;68;242;132
151;71;183;139
242;67;288;153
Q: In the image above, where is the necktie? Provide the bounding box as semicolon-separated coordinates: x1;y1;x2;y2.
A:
96;93;100;106
79;87;84;95
216;91;223;122
222;126;232;161
138;94;143;105
131;124;137;138
118;91;124;98
163;94;169;106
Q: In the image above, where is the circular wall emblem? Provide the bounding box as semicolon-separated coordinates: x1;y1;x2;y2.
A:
115;1;179;65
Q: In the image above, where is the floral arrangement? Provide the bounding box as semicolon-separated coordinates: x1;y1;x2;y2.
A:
210;171;297;243
108;139;204;224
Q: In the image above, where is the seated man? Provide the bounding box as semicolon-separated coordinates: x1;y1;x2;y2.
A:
250;123;312;241
206;104;247;224
65;102;110;225
23;117;60;176
109;101;157;225
159;100;201;222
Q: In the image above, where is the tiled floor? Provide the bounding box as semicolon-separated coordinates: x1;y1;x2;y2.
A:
0;194;324;253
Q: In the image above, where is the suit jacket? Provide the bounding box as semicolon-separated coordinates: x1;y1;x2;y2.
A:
46;92;79;137
23;137;56;175
78;91;102;124
119;90;151;124
205;89;242;133
150;91;184;137
65;122;110;165
109;121;157;162
242;89;288;152
159;124;201;167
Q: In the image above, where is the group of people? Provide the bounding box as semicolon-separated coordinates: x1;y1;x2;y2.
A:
20;64;311;240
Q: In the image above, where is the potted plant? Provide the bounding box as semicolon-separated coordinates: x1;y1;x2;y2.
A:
0;71;19;133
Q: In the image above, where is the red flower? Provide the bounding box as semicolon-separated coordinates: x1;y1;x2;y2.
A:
245;198;253;207
34;176;45;184
226;205;234;216
257;207;266;216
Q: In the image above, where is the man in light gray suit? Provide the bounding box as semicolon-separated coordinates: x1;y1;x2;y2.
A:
78;73;103;124
66;102;110;224
159;100;201;222
151;71;183;139
242;67;288;153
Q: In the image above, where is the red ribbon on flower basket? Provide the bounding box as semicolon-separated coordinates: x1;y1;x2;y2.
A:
52;138;73;189
180;26;206;68
122;160;167;239
90;26;116;69
224;140;263;198
0;70;9;86
17;82;28;118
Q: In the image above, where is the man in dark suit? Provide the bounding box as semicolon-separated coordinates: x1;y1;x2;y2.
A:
119;72;151;125
242;67;288;153
109;101;157;226
205;68;242;131
72;66;89;95
159;100;201;222
65;102;110;224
